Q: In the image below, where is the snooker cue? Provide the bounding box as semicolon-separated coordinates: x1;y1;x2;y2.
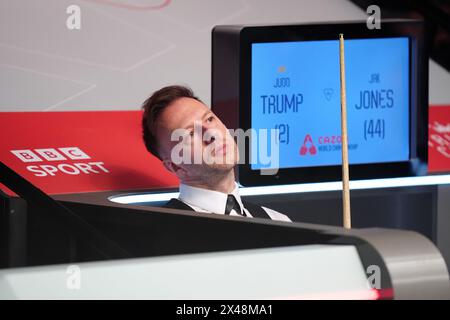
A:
339;33;352;229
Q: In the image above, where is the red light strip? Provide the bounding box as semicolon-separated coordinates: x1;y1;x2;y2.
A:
275;288;394;300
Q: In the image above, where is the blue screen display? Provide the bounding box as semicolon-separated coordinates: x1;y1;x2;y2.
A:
251;37;410;170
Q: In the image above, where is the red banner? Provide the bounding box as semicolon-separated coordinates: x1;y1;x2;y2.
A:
0;111;178;196
429;105;450;173
1;106;450;196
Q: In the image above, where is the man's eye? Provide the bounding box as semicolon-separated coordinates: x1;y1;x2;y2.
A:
207;116;214;122
189;131;194;136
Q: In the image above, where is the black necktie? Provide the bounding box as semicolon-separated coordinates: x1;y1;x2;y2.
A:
224;194;245;216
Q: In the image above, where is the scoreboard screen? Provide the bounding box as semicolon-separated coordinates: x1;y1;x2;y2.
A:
212;21;427;185
251;38;410;170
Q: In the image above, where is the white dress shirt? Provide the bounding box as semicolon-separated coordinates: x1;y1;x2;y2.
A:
178;183;291;222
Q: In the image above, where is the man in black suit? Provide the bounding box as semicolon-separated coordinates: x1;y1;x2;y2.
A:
141;85;290;222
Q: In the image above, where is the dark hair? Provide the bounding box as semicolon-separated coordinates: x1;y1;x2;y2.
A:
142;85;201;160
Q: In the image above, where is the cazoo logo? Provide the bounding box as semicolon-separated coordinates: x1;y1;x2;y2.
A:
299;134;317;156
10;147;109;177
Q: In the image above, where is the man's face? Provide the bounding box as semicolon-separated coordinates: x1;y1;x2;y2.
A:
156;97;239;179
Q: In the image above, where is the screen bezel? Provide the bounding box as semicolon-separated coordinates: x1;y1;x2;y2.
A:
238;20;427;186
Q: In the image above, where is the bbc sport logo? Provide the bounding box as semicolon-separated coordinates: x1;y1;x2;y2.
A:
10;147;109;177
